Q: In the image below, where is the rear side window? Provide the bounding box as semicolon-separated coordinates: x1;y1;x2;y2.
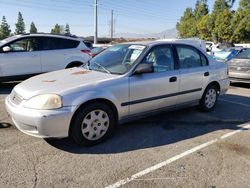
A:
176;45;207;69
41;37;79;50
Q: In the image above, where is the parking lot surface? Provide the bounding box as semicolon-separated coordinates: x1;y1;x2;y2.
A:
0;82;250;188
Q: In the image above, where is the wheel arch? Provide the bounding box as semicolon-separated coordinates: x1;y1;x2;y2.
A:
206;81;221;94
68;98;119;135
65;61;84;68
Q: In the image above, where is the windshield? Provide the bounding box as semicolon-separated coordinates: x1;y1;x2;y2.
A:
0;36;20;46
87;44;146;75
235;48;250;59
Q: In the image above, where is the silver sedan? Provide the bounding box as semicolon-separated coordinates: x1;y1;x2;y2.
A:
5;41;230;146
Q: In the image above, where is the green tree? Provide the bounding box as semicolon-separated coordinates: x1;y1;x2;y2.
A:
231;0;250;43
51;24;61;34
29;22;37;33
176;8;197;38
197;14;212;40
65;23;70;35
0;16;11;40
211;0;232;42
15;12;25;34
214;9;233;42
194;0;209;20
213;0;230;13
226;0;236;8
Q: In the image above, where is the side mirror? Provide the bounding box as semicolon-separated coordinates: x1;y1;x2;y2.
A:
134;63;153;74
2;46;11;52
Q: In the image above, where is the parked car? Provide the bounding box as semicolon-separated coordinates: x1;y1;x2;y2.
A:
90;45;111;57
0;33;91;82
5;41;229;146
213;47;244;62
228;48;250;83
82;41;93;49
209;42;235;56
206;41;214;55
90;47;106;57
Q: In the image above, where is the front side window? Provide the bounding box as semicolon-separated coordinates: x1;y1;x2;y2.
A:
176;45;205;69
142;45;175;72
88;44;146;75
8;38;38;52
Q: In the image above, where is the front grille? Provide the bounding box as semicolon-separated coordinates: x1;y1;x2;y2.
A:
10;91;23;105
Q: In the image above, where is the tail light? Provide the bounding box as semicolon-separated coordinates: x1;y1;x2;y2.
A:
81;50;92;57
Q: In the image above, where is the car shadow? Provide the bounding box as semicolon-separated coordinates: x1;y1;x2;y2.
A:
230;82;250;89
0;81;20;94
46;93;250;154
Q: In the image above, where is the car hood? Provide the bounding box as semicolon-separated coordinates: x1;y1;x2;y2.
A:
14;68;117;99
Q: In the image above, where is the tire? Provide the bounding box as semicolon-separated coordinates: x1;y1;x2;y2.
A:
199;84;219;112
69;102;116;146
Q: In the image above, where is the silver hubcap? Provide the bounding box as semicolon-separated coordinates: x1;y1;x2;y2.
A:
205;89;217;109
81;110;110;141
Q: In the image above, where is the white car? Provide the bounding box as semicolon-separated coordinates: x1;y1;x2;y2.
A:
5;41;230;146
0;34;92;82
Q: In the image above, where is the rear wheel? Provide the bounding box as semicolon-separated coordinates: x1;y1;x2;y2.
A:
69;102;115;146
199;84;219;112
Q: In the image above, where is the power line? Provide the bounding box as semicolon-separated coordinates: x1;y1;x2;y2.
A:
100;0;181;16
94;0;98;44
0;0;109;14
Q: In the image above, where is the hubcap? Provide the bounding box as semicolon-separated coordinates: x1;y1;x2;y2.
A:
205;88;217;109
81;110;110;141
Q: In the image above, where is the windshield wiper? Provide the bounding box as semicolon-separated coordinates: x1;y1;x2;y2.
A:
92;62;111;74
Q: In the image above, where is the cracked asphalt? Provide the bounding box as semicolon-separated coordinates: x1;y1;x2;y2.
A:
0;82;250;188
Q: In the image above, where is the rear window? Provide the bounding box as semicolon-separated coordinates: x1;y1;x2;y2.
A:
41;37;80;50
236;48;250;59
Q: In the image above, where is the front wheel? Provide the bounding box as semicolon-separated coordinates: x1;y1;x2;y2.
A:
199;85;219;112
69;103;116;146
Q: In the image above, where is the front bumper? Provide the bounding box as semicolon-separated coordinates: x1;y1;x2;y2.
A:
5;96;76;138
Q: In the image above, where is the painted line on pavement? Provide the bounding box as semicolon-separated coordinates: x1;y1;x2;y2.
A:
106;123;250;188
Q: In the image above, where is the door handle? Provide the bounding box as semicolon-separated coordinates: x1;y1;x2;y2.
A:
169;76;177;82
204;72;209;76
31;54;38;57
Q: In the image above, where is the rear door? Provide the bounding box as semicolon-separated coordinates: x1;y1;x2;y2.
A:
128;45;179;115
40;37;80;72
0;37;41;77
175;44;210;104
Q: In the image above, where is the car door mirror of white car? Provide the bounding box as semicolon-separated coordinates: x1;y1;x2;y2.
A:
134;63;154;75
2;46;11;52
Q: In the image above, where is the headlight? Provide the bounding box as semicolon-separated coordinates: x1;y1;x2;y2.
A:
23;94;62;110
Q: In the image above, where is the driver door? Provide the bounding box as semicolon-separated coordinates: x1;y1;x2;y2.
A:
128;45;179;115
0;37;41;77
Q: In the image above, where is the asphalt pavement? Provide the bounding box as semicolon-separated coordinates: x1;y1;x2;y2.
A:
0;82;250;188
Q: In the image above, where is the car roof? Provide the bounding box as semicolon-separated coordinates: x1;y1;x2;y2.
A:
122;40;202;49
13;33;81;41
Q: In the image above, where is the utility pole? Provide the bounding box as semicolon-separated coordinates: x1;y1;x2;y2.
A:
94;0;98;44
111;10;114;41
